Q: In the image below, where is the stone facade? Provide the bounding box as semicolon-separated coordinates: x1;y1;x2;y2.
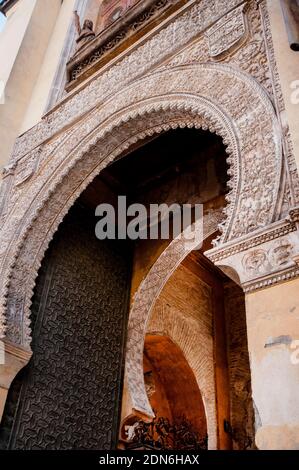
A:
0;0;299;449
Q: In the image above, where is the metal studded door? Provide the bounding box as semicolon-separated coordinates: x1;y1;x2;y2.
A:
0;205;132;450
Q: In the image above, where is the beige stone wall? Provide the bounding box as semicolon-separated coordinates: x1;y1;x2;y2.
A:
267;0;299;172
0;0;62;169
245;278;299;449
20;0;77;133
0;0;37;167
0;0;36;88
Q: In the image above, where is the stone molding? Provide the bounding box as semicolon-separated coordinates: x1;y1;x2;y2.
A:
206;213;299;292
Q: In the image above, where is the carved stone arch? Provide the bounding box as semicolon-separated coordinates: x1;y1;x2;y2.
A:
0;105;233;347
144;325;217;450
0;64;282;362
126;215;221;419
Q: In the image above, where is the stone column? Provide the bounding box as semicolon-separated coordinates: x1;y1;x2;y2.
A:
206;212;299;449
0;341;31;422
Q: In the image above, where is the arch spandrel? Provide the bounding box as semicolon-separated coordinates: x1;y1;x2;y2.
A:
0;64;282;359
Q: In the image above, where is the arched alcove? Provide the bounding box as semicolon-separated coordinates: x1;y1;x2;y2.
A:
142;335;208;450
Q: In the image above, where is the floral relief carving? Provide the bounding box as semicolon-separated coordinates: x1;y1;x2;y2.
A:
269;239;293;268
242;249;269;275
10;0;244;162
208;229;299;292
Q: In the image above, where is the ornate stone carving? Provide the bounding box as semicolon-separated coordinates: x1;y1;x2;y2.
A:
258;0;299;207
205;3;249;59
269;238;293;267
1;163;16;179
73;11;95;51
10;0;243;162
243;249;269;275
289;206;299;223
14;148;41;187
0;62;284;351
0;0;298;429
68;0;175;84
207;226;299;291
207;217;297;263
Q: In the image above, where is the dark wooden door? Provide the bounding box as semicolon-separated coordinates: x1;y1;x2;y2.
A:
0;205;132;450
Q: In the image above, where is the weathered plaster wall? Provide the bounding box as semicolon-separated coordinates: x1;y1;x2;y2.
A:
245;278;299;450
0;0;61;169
20;0;77;133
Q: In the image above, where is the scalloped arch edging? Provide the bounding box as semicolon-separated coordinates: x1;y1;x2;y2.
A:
0;64;282;362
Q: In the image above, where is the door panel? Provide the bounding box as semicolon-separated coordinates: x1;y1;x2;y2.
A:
0;205;131;450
